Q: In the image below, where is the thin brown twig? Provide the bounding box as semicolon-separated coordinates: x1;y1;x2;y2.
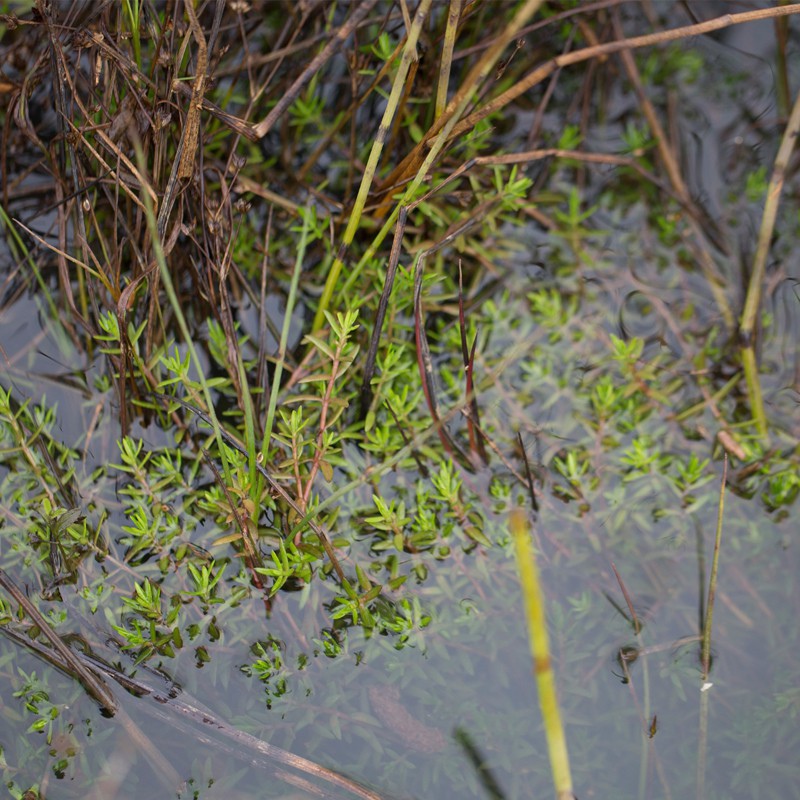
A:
610;9;733;328
253;0;380;139
458;260;488;465
610;561;641;635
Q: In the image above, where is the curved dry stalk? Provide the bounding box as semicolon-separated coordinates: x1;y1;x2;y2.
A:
739;88;800;439
610;8;734;329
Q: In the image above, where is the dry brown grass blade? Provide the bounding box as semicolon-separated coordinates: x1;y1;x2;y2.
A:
435;0;462;120
36;0;97;290
63;118;153;213
52;178;94;338
14;217;108;290
177;0;211;179
609;9;733;329
609;11;692;211
234;173;302;214
156;1;222;237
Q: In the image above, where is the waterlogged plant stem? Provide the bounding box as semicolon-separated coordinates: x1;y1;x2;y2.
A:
702;455;728;679
510;509;573;800
0;567;117;714
610;562;651;800
697;455;728;800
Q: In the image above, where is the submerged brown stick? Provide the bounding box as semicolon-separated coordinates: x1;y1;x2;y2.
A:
367;684;447;753
0;623;388;800
0;567;117;714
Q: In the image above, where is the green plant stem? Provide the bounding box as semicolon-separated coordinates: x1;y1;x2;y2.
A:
313;0;434;332
740;346;768;441
510;509;573;800
122;0;141;69
339;0;545;303
701;455;728;678
133;139;233;486
262;208;310;459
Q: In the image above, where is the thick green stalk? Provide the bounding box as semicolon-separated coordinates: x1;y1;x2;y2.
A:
339;0;545;300
313;0;434;332
510;509;573;800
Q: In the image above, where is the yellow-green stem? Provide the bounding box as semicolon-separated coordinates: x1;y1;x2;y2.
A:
313;0;434;332
739;87;800;439
510;509;573;800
